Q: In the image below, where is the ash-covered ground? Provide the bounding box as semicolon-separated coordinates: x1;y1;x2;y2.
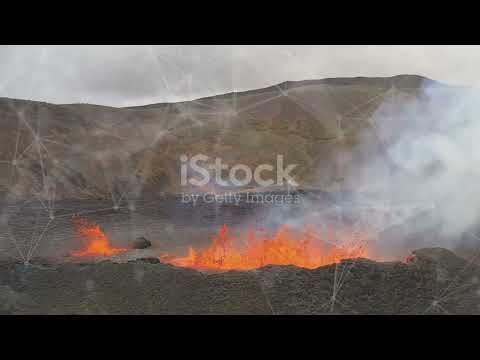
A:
1;247;479;314
0;190;451;262
2;190;478;315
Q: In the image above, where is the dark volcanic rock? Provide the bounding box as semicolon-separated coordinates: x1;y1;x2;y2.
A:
132;237;152;249
0;248;479;314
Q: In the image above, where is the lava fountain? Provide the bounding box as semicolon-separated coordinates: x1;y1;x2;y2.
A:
163;224;372;271
70;216;128;257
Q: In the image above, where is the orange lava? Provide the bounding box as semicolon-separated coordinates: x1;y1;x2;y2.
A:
70;216;128;257
164;224;371;271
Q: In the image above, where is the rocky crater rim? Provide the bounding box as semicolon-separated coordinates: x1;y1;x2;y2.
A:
1;247;465;275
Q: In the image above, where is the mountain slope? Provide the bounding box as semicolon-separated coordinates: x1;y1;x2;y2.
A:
0;75;455;201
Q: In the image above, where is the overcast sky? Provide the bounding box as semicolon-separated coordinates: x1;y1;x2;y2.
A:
0;45;479;107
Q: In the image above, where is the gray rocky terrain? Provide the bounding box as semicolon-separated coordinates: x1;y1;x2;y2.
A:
0;247;478;314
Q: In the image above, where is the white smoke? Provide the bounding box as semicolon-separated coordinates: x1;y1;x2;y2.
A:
352;82;480;253
248;80;480;258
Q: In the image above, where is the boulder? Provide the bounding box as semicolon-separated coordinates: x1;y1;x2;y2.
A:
132;237;152;249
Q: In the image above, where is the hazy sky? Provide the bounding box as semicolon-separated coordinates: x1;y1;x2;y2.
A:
0;45;479;107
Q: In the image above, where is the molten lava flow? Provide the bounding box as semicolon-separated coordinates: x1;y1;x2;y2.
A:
165;224;371;271
70;216;128;257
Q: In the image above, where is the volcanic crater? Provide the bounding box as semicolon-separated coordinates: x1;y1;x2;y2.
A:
2;75;480;314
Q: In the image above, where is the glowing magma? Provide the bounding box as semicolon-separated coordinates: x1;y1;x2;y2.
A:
70;216;128;257
164;224;370;271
